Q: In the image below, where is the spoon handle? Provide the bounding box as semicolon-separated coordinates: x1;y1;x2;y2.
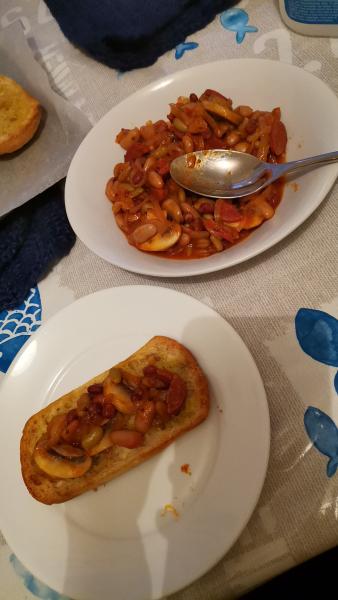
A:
275;150;338;178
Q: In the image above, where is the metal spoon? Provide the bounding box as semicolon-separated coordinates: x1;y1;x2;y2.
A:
170;149;338;199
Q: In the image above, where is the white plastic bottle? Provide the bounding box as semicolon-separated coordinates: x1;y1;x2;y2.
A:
279;0;338;36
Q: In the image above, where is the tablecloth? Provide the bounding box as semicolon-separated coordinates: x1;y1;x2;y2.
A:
0;0;337;598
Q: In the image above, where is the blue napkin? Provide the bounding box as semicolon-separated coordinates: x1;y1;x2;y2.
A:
0;181;75;312
44;0;239;71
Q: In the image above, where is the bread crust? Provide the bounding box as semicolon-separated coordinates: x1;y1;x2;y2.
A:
20;336;209;504
0;75;41;155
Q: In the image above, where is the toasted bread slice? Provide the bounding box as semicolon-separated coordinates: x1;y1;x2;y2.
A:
21;336;209;505
0;75;41;155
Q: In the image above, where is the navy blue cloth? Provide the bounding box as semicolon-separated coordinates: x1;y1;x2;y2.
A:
0;181;75;312
44;0;238;71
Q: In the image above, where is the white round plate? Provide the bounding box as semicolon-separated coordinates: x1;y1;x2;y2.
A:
0;286;269;600
66;59;338;277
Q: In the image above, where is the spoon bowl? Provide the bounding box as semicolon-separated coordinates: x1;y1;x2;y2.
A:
170;149;338;198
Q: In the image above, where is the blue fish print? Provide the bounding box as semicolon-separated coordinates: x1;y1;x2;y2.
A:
304;407;338;477
295;308;338;367
220;9;258;44
175;41;199;60
0;287;42;373
10;554;69;600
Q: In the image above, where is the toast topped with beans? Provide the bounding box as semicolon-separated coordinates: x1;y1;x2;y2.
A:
20;336;209;504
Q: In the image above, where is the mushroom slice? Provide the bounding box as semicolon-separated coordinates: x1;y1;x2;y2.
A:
121;369;141;389
88;430;114;456
34;446;92;479
137;222;181;252
103;379;135;414
52;444;85;458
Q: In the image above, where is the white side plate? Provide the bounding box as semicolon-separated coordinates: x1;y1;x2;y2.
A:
0;286;269;600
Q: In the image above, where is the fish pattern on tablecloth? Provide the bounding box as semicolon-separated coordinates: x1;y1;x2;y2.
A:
220;8;258;43
295;308;338;477
0;287;42;374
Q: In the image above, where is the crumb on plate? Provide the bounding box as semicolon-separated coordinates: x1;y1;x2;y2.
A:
161;503;180;519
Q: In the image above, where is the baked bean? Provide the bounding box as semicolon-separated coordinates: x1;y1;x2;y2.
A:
112;201;123;215
178;233;190;246
246;118;257;134
162;198;182;222
234;141;250;153
87;403;101;420
226;131;241;147
237;105;253;117
195;238;210;249
134;401;156;433
115;213;125;229
210;235;223;252
118;127;140;150
131;169;144;185
109;430;143;448
147;170;164;189
87;384;104;395
62;419;81;444
132;223;157;244
92;393;104;406
184;213;194;224
173;117;188;133
105;178;115;201
270;119;287;156
182;134;194;153
258;199;274;219
102;402;116;419
195;248;212;257
182;227;209;239
178;187;186;204
143;156;156;172
181;202;200;220
193;198;215;214
166;374;187;415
